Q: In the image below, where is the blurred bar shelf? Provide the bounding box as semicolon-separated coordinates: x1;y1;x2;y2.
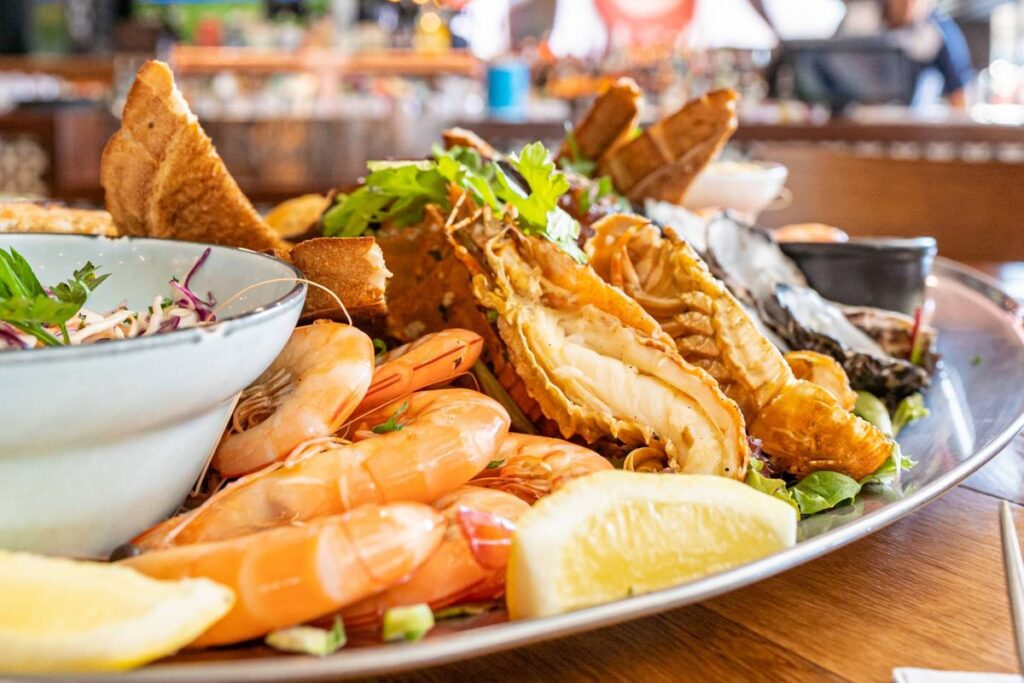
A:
168;46;482;78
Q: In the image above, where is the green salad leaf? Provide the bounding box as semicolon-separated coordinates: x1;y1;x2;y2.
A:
559;125;597;177
788;471;862;516
321;142;585;263
859;443;916;488
382;604;434;643
744;459;799;513
0;249;108;346
892;393;929;436
853;391;893;438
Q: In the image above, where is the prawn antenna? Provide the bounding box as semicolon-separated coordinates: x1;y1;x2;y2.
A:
215;278;352;326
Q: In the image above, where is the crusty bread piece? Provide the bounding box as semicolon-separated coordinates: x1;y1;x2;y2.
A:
0;202;118;236
559;78;642;164
289;236;390;322
442;127;498;159
602;89;738;204
100;60;287;252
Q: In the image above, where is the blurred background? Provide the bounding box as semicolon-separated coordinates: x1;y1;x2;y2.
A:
1;0;1023;260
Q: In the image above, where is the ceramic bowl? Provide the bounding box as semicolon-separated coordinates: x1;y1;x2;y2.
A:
683;161;789;216
779;237;938;315
0;234;305;557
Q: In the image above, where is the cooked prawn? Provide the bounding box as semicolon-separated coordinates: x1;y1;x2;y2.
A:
339;486;528;631
134;389;510;549
356;329;483;416
212;321;375;477
471;434;613;504
122;503;444;648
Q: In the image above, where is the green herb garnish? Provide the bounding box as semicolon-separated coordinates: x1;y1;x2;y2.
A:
486;459;505;469
0;249;108;347
970;354;983;367
559;124;597;177
382;604;434;643
853;391;893;438
265;616;346;656
322;143;585;263
372;401;409;434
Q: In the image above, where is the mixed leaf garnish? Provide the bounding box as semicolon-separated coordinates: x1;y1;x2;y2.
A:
746;391;926;517
0;248;108;347
322;143;586;263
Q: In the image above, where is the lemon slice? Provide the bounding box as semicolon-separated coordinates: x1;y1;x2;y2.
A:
0;551;234;673
506;471;797;619
264;193;330;238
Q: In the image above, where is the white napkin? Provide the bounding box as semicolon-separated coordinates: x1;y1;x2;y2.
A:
894;669;1024;683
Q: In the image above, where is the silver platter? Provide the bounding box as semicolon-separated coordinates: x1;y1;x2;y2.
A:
43;258;1024;683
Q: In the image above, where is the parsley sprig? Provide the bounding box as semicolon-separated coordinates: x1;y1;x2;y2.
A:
0;248;109;347
322;143;585;263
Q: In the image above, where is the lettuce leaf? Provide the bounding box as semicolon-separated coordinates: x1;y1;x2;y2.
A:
744;459;799;513
892;393;929;436
789;471;862;516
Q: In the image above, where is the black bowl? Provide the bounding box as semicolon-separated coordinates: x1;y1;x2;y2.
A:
778;237;937;315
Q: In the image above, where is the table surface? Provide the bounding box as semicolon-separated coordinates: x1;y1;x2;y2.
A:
362;262;1024;683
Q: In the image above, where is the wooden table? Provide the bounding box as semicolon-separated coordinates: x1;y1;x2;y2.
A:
362;263;1024;683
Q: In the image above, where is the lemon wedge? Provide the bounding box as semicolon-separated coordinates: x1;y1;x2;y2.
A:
0;551;234;673
506;471;797;619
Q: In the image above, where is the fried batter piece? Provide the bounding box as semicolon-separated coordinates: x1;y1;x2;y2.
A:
557;78;642;166
290;236;390;322
101;60;287;252
784;350;857;412
448;211;749;479
0;202;117;236
587;214;890;480
601;89;739;204
374;203;557;432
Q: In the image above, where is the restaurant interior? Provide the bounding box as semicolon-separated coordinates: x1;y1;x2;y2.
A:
4;1;1024;681
2;0;1024;268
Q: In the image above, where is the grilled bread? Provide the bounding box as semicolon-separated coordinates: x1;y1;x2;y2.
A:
101;60;287;252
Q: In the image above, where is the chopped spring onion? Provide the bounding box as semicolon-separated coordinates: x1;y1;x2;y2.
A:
265;616;346;656
382;604;434;643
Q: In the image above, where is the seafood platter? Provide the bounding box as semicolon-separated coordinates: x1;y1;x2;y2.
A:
1;64;1023;680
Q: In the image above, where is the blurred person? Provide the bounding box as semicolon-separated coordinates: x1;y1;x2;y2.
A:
841;0;973;106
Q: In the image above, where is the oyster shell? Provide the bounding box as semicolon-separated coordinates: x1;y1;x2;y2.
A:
705;214;935;402
587;214;891;480
448;212;749;479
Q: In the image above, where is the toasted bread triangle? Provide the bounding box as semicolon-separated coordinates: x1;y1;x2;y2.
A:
101;60;287;252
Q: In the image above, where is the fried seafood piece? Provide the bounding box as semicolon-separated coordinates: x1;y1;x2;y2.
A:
0;202;117;236
447;214;749;479
557;77;642;165
784;350;857;412
586;214;890;480
101;60;287;252
374;204;560;432
601;89;738;204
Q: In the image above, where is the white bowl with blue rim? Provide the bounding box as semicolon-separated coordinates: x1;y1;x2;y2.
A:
0;234;305;558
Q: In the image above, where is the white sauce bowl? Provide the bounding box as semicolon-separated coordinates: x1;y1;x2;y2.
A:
683;161;789;216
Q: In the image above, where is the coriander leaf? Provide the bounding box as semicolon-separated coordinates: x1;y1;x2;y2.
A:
372;337;388;361
486;459;505;469
496;142;571;228
560;125;597;177
372;401;409;434
789;471;862;516
892;393;929;436
745;459;799;513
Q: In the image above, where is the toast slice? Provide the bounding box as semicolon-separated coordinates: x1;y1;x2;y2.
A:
559;78;642;165
0;202;117;236
602;89;738;204
289;236;390;323
100;60;287;252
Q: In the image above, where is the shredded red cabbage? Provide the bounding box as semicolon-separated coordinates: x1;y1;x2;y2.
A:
0;323;27;349
169;248;217;323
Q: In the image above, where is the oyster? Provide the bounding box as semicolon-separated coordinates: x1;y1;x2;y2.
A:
705;214;936;403
586;213;891;480
448;210;749;479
